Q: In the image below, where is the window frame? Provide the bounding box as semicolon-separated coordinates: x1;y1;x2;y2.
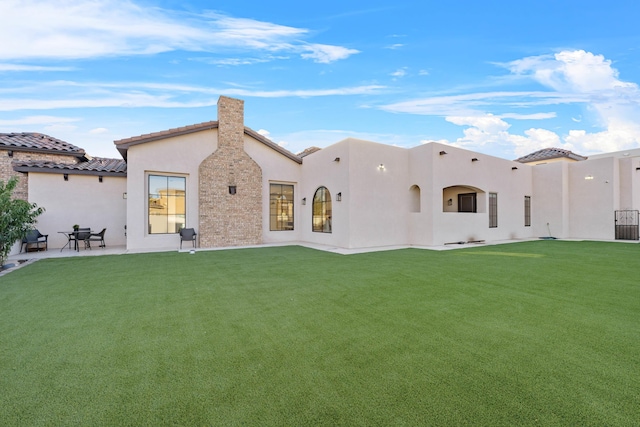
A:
269;183;295;231
458;192;477;213
148;174;186;235
489;192;498;228
312;186;332;233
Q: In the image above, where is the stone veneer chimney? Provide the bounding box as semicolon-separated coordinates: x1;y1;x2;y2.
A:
198;96;263;247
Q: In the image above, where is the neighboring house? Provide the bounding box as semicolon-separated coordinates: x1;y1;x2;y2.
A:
6;95;640;256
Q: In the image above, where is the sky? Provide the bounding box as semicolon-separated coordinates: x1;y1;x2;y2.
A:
2;0;640;160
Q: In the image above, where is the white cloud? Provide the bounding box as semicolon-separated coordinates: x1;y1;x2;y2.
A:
390;68;407;79
300;44;360;64
382;49;640;156
257;129;271;138
0;64;74;72
0;1;358;63
0;80;386;111
0;115;80;126
90;127;109;134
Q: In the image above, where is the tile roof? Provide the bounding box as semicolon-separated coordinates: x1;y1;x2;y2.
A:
12;157;127;176
515;147;587;163
114;120;302;164
297;146;322;158
0;132;85;155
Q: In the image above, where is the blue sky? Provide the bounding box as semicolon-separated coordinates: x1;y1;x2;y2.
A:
2;0;640;159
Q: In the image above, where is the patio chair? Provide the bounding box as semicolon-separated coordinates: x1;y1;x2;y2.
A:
75;229;92;251
20;229;48;253
86;228;107;249
179;228;197;249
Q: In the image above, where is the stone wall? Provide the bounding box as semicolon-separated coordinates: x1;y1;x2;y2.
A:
198;96;263;247
0;149;78;201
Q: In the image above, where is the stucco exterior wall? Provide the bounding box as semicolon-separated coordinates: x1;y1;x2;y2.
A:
428;143;534;245
298;140;351;248
125;129;217;251
27;172;126;249
244;135;302;244
0;149;78;201
567;157;616;239
346;139;409;248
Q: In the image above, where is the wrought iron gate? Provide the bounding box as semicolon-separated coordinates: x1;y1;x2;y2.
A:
615;210;639;240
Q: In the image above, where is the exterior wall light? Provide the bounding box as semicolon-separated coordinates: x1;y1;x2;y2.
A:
512;166;518;170
229;186;237;195
471;158;479;162
336;192;342;202
447;198;453;206
7;150;13;157
63;174;68;181
301;197;306;205
99;176;103;183
378;164;385;170
334;157;340;162
439;151;447;155
585;175;594;180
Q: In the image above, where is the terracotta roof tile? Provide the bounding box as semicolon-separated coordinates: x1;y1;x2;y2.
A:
0;132;85;155
515;147;587;163
13;157;127;176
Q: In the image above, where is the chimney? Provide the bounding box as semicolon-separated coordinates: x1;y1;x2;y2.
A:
217;96;244;152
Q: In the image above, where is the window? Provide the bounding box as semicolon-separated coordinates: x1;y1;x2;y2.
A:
524;196;531;227
458;193;477;213
270;183;294;231
312;186;332;233
489;193;498;228
148;175;186;234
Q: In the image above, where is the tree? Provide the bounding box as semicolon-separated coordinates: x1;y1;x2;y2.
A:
0;177;45;267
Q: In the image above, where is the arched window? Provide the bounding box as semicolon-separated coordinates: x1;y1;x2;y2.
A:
312;186;332;233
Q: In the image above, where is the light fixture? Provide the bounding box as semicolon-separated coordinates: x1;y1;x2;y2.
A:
336;192;342;202
636;167;640;171
334;157;340;162
512;166;518;170
63;174;68;181
439;151;447;155
301;197;306;205
447;198;453;206
7;150;13;157
378;164;385;170
471;158;479;162
123;192;127;199
99;176;103;183
229;186;237;195
585;175;594;180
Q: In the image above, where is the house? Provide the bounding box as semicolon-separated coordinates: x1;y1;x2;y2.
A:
5;95;640;256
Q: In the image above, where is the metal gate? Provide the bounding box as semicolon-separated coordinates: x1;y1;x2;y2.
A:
615;210;639;240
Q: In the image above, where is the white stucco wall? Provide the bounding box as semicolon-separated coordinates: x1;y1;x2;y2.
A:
567;157;616;240
243;135;302;244
427;143;534;245
125;129;217;251
27;172;126;249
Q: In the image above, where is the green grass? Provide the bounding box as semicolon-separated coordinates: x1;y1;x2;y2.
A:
1;240;638;426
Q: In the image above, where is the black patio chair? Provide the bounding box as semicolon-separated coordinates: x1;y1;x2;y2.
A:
20;229;48;253
179;228;197;249
86;228;107;249
75;228;92;251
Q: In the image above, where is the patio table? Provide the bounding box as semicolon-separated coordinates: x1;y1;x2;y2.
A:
58;230;92;252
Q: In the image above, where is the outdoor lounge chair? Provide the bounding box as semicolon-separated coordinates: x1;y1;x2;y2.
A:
179;228;197;249
20;229;48;253
86;228;107;249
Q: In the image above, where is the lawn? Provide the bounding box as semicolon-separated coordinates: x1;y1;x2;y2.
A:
1;240;638;426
